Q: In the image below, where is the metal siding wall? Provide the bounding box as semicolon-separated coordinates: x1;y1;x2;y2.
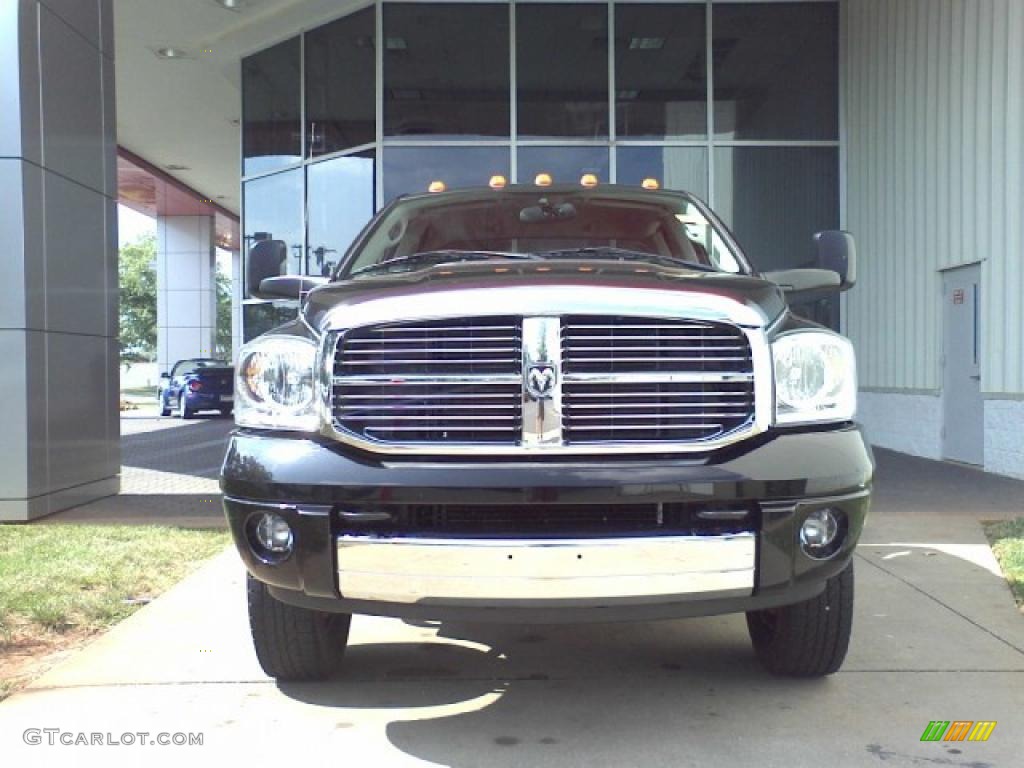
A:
843;0;1024;394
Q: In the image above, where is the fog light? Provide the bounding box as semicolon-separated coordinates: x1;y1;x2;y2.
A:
799;508;841;558
253;512;293;557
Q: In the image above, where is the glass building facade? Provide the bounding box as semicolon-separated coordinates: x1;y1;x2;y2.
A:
241;0;840;337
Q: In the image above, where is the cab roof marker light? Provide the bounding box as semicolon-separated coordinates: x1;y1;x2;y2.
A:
428;180;447;193
535;173;553;187
642;178;660;190
489;175;507;190
580;173;599;188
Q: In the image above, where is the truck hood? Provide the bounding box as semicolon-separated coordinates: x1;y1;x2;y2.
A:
303;259;787;331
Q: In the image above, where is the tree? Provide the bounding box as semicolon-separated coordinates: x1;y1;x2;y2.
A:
215;265;233;360
118;233;157;363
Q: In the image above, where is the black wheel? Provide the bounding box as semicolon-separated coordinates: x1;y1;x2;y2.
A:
159;395;171;417
177;394;194;420
746;560;854;677
247;574;351;681
219;407;233;419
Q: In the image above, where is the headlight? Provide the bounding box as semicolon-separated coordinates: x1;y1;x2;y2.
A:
235;336;319;431
772;331;856;425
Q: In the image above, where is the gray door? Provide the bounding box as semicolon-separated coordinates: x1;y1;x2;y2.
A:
942;264;983;465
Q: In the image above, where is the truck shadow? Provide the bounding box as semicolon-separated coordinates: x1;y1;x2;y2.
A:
278;616;832;765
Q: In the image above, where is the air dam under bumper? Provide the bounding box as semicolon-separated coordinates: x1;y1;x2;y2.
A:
337;534;755;604
221;424;873;622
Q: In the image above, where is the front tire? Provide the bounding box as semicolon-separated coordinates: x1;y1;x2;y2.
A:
159;395;171;417
247;575;351;681
746;560;854;677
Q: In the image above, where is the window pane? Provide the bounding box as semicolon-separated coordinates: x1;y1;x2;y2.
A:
517;4;608;139
242;169;304;294
712;3;838;140
242;37;302;176
384;4;510;139
617;146;707;198
714;147;839;326
616;4;706;139
307;152;376;276
305;9;376;157
518;146;609;187
383;146;510;201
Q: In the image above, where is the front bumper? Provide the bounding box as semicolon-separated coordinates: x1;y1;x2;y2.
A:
337;533;755;604
186;391;233;409
221;425;873;622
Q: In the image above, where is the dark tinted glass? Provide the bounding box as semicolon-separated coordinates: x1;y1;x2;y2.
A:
712;3;838;140
242;169;304;292
307;152;376;276
714;147;839;326
617;146;707;198
518;146;609;187
242;37;302;176
305;9;376;156
383;146;510;201
616;4;706;139
517;4;608;138
384;4;510;139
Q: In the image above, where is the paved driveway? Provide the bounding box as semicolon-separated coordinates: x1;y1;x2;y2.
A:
3;435;1023;767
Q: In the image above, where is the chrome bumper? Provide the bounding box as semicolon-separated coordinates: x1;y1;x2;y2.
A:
336;534;756;605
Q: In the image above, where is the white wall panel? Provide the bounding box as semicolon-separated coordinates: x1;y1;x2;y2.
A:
843;0;1024;395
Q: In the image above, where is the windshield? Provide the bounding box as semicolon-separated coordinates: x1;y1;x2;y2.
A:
340;189;746;278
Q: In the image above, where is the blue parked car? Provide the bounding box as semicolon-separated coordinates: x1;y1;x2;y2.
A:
158;358;234;419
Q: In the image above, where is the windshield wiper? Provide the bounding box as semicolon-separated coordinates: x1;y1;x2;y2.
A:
535;247;719;272
349;250;539;278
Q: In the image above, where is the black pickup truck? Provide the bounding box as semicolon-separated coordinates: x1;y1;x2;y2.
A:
222;183;873;682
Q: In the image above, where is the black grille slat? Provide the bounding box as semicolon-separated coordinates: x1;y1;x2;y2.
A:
333;318;522;444
339;503;755;537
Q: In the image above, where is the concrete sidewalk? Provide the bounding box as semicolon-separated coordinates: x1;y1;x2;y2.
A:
1;450;1023;766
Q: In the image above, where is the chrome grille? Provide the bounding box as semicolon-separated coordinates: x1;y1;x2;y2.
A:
333;317;522;444
329;314;761;453
561;316;755;443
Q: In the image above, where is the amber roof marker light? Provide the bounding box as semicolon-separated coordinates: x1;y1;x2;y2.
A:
642;178;660;190
534;173;553;187
489;175;507;190
428;180;447;193
580;173;599;188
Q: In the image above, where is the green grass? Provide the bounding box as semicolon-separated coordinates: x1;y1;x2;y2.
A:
984;517;1024;606
120;386;157;398
0;526;229;648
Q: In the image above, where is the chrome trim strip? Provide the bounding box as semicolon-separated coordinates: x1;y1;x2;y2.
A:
336;533;756;604
333;374;521;386
562;371;754;385
320;285;769;331
521;317;562;448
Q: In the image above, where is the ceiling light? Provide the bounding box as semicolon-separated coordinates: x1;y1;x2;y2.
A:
215;0;245;9
155;47;190;60
629;37;665;50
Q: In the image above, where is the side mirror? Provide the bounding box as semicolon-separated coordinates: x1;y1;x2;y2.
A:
255;274;329;301
763;230;857;300
160;372;170;380
814;230;856;290
246;239;288;297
